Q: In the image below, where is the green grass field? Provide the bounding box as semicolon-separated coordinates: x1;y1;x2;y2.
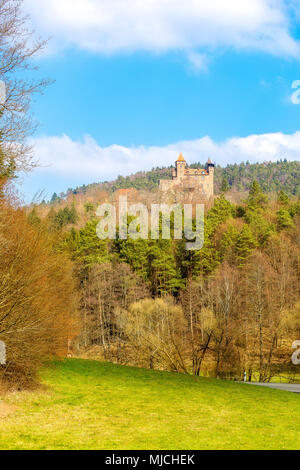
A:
0;359;299;450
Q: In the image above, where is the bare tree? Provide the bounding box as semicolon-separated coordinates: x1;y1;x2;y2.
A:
240;247;299;382
206;264;241;378
0;202;78;384
180;278;215;376
80;263;149;362
0;0;50;182
116;297;188;373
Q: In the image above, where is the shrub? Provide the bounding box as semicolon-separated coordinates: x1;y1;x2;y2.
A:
0;202;78;384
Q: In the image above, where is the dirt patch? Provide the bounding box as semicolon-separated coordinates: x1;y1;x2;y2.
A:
0;401;17;419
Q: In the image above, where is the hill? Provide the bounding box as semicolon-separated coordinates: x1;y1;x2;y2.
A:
53;160;300;202
0;359;299;450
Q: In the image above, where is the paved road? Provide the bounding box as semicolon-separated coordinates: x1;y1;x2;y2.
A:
243;382;300;394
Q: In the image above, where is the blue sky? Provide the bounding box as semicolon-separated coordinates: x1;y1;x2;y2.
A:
18;0;300;201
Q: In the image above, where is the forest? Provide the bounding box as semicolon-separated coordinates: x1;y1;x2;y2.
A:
53;159;300;201
25;182;300;383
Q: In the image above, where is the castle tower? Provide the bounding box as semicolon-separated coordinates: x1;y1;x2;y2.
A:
206;158;215;175
175;153;186;179
205;158;215;198
159;154;215;198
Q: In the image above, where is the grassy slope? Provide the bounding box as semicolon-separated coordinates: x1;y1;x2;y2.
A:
0;359;299;450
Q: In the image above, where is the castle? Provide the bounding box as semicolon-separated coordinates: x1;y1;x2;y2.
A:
159;154;214;198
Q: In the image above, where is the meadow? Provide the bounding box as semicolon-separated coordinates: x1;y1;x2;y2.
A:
0;359;299;450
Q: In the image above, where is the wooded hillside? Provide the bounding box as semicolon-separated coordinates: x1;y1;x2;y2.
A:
28;182;300;382
51;160;300;203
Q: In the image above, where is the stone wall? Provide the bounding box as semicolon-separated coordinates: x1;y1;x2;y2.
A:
159;164;214;199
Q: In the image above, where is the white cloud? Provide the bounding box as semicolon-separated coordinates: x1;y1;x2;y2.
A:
24;0;300;59
29;131;300;178
19;131;299;200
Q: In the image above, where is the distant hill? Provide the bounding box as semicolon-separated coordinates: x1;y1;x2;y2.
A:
215;160;300;195
53;160;299;202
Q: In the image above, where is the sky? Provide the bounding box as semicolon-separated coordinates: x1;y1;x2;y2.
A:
16;0;300;201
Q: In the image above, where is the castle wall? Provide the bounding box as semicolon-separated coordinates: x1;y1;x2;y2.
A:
159;160;214;199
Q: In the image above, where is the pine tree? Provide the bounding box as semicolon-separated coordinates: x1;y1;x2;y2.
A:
221;177;230;193
219;224;239;263
277;190;289;206
51;192;59;204
71;219;110;267
148;241;183;296
247;180;268;208
235;225;257;267
207;195;234;231
114;237;150;281
276;209;293;230
27;208;41;226
84;202;95;214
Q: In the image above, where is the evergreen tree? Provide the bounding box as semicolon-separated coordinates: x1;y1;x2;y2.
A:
290;197;300;218
207;195;235;232
114;237;150;281
54;205;78;229
176;238;203;279
46;207;57;231
219;224;239;263
51;192;59;204
84;202;95;214
247;180;268;208
235;225;257;267
276;209;294;230
249;213;274;246
277;190;289;206
221;177;230;193
70;219;110;267
148;240;183;296
27;208;41;226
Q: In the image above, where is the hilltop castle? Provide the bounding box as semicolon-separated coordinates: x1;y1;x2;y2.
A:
159;154;215;198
